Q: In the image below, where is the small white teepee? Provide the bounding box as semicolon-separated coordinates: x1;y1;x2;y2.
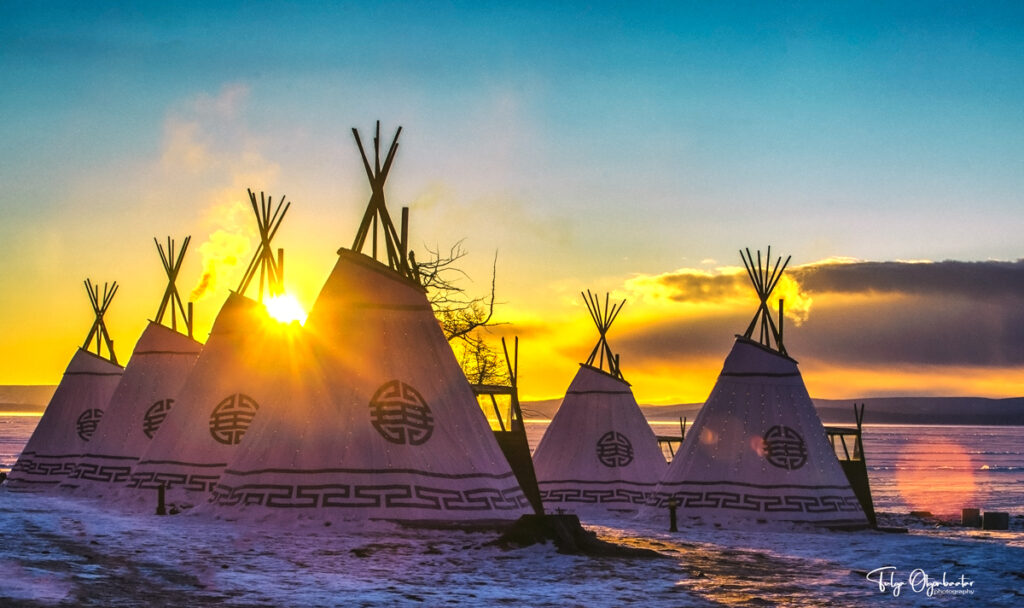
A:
6;281;124;491
204;124;531;524
63;237;202;497
646;249;867;527
532;292;666;516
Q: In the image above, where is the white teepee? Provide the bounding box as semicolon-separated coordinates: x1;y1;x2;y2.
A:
646;249;867;527
122;193;291;508
123;292;281;507
204;124;531;523
64;237;202;497
6;281;124;491
532;292;666;515
206;250;531;523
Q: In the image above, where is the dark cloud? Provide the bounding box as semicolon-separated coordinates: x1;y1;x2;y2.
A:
618;259;1024;368
646;259;1024;302
791;259;1024;298
790;293;1024;366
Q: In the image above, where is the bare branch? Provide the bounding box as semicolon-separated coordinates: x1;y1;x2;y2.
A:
419;242;507;385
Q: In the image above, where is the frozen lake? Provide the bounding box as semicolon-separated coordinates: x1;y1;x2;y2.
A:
2;415;1023;605
1;490;1022;606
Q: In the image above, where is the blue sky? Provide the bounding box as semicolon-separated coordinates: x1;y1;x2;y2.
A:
2;2;1023;398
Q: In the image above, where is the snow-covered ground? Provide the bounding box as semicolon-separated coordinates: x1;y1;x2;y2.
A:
1;490;1021;607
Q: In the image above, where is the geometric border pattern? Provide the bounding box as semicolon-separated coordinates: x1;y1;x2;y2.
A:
127;470;222;493
9;455;77;479
67;462;133;483
647;486;862;514
539;482;655;506
210;482;529;511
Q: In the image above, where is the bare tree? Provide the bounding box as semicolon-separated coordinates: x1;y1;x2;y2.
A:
415;241;509;385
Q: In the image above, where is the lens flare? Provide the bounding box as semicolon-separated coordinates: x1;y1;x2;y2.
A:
894;439;976;516
264;293;307;325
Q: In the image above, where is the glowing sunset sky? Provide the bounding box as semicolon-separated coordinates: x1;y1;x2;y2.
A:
2;3;1023;403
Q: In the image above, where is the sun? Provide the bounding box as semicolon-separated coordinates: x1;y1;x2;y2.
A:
264;293;308;325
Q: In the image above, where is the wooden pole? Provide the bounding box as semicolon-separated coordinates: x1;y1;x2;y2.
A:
277;248;285;290
372;213;378;260
490;394;505;432
401;206;409;272
778;298;785;350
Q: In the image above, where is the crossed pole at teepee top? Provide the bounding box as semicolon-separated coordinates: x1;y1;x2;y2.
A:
237;189;290;302
582;289;626;380
82;278;118;365
154;235;193;338
349;121;417;282
740;246;791;356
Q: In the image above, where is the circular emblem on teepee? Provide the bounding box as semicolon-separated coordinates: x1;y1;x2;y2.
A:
762;425;808;470
76;408;104;442
209;393;259;445
596;430;634;468
369;380;434;446
143;399;174;439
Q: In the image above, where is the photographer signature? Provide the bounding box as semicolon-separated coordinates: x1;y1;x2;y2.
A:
866;566;975;597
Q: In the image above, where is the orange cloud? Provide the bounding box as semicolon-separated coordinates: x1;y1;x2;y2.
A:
623;262;813;326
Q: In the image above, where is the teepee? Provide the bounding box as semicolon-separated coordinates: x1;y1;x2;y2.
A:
6;280;124;491
647;248;868;527
205;123;531;523
63;237;203;497
124;191;291;508
532;291;666;515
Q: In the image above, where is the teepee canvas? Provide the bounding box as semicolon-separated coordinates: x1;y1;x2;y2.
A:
647;249;867;527
123;192;291;507
532;292;666;515
63;237;202;497
205;124;531;523
7;281;124;491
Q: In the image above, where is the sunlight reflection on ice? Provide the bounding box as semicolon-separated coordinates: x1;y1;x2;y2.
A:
894;439;977;515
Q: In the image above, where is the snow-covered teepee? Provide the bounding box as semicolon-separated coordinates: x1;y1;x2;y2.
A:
205;123;531;523
646;249;867;527
532;292;666;515
6;280;124;491
63;237;202;497
124;191;292;508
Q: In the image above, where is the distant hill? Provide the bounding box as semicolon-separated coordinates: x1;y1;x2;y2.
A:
523;396;1024;426
0;385;56;413
811;397;1024;426
4;386;1023;425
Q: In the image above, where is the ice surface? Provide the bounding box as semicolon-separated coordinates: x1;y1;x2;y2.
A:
1;491;1021;607
3;416;1022;605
